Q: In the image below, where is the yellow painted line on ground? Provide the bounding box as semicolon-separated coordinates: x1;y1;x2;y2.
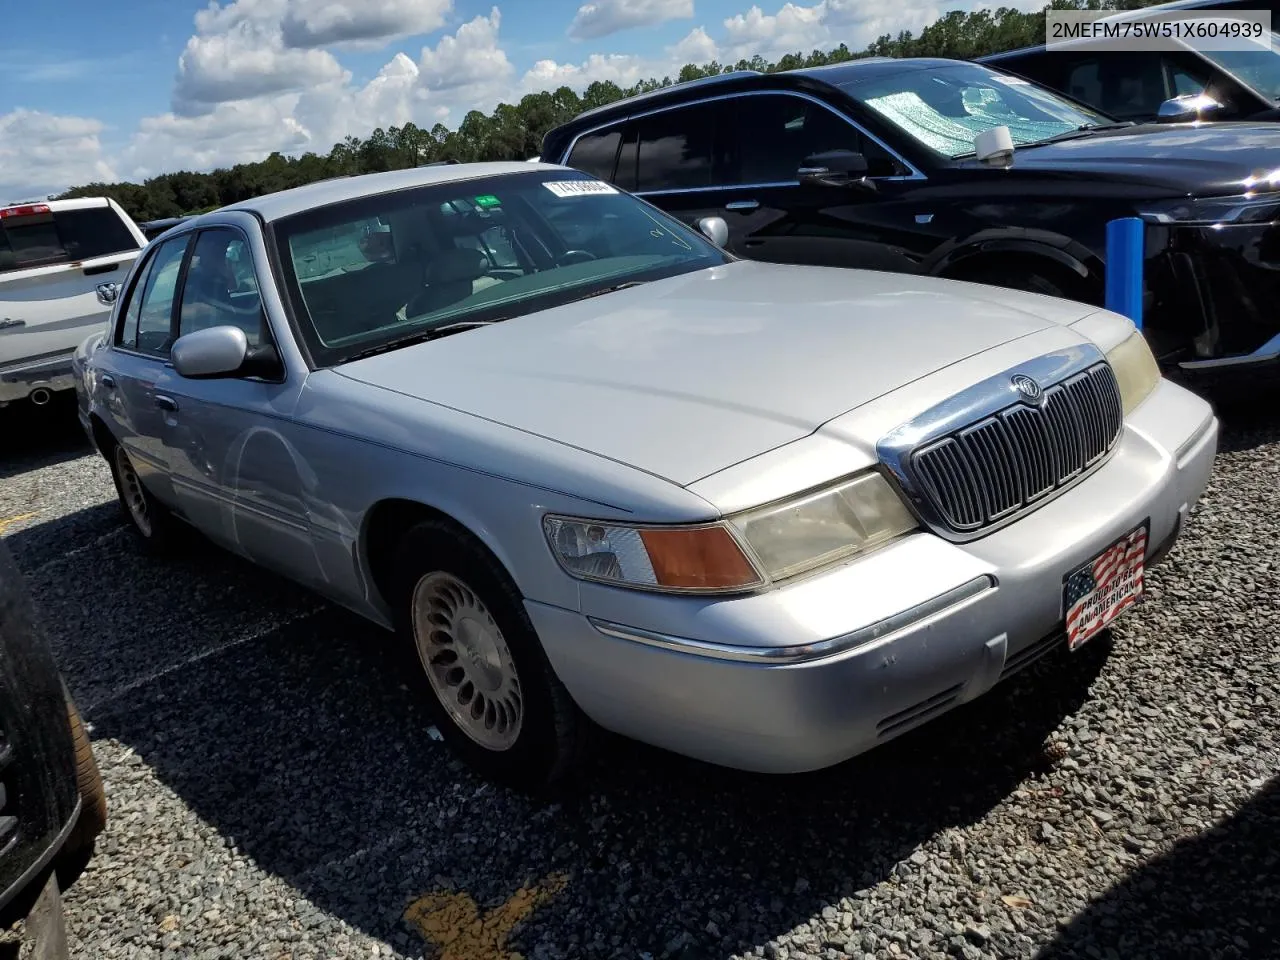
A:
403;871;569;960
0;511;38;535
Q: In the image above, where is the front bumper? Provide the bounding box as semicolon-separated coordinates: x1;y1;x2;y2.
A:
528;378;1218;774
0;351;77;405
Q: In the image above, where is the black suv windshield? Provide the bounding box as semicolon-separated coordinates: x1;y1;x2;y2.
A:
840;62;1112;159
272;170;730;367
1201;35;1280;99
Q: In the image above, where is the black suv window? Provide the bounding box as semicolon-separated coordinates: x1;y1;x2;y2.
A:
1066;53;1169;120
566;129;622;181
727;93;903;183
631;103;718;193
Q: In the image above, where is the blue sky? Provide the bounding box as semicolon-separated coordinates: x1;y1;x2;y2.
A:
0;0;1031;199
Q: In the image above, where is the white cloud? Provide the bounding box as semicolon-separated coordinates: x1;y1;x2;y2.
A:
568;0;694;40
123;96;313;178
521;23;722;97
174;5;347;115
416;7;515;115
281;0;453;49
718;0;1044;63
0;110;116;201
668;25;718;63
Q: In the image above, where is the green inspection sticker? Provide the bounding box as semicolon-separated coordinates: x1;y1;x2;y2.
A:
475;194;502;207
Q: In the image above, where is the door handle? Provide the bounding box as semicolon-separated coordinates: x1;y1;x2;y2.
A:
724;200;760;212
100;374;116;389
155;395;179;413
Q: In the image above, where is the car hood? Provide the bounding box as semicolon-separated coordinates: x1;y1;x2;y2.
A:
335;261;1093;486
962;122;1280;195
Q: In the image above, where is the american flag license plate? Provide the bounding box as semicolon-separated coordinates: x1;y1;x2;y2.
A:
1062;521;1149;652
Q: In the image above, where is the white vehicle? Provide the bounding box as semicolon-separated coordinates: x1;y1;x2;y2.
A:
1;198;147;408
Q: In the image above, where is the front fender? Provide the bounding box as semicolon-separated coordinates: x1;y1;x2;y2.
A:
924;227;1104;286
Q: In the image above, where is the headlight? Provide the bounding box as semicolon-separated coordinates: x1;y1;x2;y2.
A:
1106;328;1162;416
1138;193;1280;226
729;471;918;582
544;471;918;593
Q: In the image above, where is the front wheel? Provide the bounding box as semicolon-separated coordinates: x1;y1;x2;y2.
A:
393;520;591;792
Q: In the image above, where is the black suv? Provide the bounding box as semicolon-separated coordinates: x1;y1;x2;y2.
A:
980;0;1280;125
540;57;1280;386
0;539;105;955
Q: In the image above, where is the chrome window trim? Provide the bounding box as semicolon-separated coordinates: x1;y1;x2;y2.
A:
876;343;1121;544
559;88;928;190
587;575;994;665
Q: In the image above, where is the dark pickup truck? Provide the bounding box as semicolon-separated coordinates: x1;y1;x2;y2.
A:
0;539;105;956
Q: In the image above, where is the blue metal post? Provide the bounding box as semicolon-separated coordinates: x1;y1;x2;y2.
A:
1105;217;1144;330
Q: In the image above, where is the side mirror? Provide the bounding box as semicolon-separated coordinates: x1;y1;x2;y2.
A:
171;325;280;380
696;216;729;248
1157;92;1224;122
798;150;875;191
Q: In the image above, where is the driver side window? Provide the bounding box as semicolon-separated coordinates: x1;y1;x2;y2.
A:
727;94;905;184
178;228;269;347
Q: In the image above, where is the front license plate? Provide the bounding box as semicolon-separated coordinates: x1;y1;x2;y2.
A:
1062;521;1149;651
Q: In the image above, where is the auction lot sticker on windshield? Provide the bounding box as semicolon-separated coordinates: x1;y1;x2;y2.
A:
543;180;618;198
1062;521;1149;651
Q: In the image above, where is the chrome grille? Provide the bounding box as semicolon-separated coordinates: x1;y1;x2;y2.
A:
910;362;1123;533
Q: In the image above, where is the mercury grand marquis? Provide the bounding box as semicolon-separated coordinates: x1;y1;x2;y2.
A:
73;161;1218;790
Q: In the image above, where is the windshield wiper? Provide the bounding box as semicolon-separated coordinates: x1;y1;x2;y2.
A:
343;319;503;363
1020;120;1135;148
558;280;649;306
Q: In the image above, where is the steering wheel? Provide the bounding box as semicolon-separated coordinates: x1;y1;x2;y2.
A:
557;249;598;266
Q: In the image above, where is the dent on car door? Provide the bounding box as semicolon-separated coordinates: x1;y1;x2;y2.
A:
715;93;931;273
104;233;191;507
160;227;321;586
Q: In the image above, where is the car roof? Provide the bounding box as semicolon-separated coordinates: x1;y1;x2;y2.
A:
216;161;569;224
542;56;975;149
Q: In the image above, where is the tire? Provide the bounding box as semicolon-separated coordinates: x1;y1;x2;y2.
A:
105;438;184;552
55;694;106;890
390;519;591;793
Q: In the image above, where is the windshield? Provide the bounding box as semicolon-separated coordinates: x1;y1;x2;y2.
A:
840;62;1112;160
1200;36;1280;99
272;171;729;366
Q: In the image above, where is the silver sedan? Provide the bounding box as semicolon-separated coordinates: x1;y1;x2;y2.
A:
74;162;1218;790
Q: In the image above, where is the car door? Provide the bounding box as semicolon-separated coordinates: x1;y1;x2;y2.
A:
707;92;931;273
97;233;193;507
159;225;322;588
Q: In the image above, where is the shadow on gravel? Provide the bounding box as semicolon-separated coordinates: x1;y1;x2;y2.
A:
1036;776;1279;960
1205;382;1280;454
6;498;1121;960
0;393;91;479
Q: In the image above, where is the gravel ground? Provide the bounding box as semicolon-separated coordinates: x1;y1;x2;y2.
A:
1;393;1277;960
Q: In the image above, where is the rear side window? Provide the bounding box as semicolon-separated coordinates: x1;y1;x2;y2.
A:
566;129;622;181
634;103;719;192
0;206;140;274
